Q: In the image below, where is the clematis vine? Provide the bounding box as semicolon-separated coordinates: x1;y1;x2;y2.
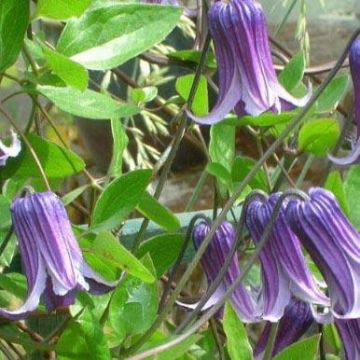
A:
254;299;314;359
245;193;328;321
187;0;310;125
286;188;360;319
329;38;360;165
335;318;360;360
0;129;21;166
187;220;259;323
0;191;119;320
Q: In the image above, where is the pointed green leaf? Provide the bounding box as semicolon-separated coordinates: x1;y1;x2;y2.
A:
91;232;154;283
136;192;180;232
57;4;181;70
92;169;151;231
37;85;140;119
37;0;91;20
43;47;88;91
0;0;29;71
273;334;321;360
223;302;253;360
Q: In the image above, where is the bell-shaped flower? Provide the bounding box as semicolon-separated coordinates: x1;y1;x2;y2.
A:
0;191;119;320
187;220;259;323
245;193;328;321
0;130;21;166
286;188;360;319
329;38;360;165
254;298;314;359
335;318;360;360
187;0;310;125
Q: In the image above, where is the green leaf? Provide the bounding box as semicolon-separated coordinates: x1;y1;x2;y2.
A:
57;3;182;70
232;156;269;191
279;52;305;92
316;75;349;113
169;49;217;69
57;308;110;360
222;111;297;128
0;0;29;71
90;231;154;283
298;118;340;156
323;324;341;353
92;169;151;231
108;118;128;177
137;329;201;360
344;164;360;230
108;254;157;345
209;124;235;172
136;234;184;277
136;192;180;232
223;303;252;360
62;184;90;206
325;171;350;217
37;0;91;20
273;335;321;360
131;87;158;104
37;85;139;120
0;196;16;267
206;162;233;191
0;133;85;182
43;47;88;91
176;74;208;116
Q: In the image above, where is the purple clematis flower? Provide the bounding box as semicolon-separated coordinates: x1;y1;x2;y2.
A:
187;0;310;125
0;191;119;320
335;318;360;360
245;193;328;321
0;130;21;166
329;38;360;165
254;298;314;359
185;220;259;323
286;188;360;319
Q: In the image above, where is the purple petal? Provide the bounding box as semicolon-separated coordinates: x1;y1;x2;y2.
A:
42;278;76;312
192;221;259;322
349;39;360;137
286;188;360;319
254;299;314;358
0;130;21;166
328;137;360;166
12;192;87;295
0;257;47;320
245;201;291;321
335;318;360;360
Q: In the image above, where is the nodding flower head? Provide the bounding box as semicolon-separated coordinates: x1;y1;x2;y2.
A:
254;298;314;359
187;0;310;125
329;38;360;165
245;193;328;322
1;191;119;320
191;220;259;322
0;130;21;166
286;188;360;319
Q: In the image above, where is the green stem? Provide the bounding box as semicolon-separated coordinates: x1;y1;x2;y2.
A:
184;170;208;212
0;329;54;352
0;226;13;259
263;322;279;360
295;154;314;188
